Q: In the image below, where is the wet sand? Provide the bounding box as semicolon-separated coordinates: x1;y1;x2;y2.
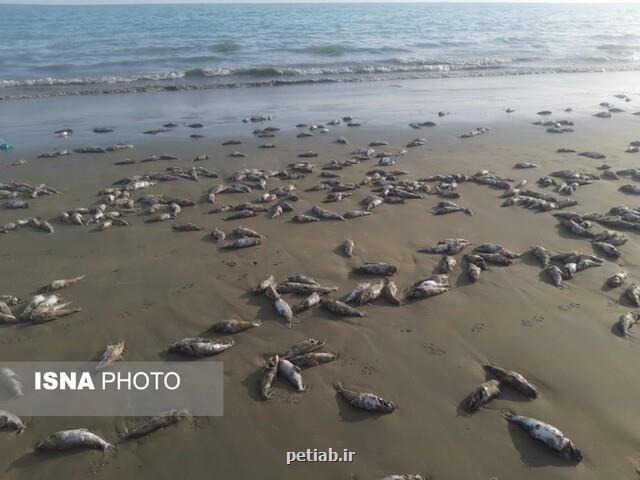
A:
2;72;640;479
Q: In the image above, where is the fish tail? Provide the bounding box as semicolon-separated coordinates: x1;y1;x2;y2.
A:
499;409;515;420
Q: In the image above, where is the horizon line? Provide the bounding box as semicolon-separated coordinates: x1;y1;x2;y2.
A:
0;1;633;4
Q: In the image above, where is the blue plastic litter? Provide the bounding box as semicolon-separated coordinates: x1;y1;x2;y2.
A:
0;142;13;150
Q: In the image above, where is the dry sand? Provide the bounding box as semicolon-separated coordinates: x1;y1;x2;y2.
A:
1;72;640;479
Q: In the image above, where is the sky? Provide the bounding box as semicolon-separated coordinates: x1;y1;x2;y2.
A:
0;0;635;4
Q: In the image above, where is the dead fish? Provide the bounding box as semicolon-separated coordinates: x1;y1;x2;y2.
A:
463;254;488;271
232;226;262;238
289;352;336;368
344;210;373;219
277;282;337;295
35;429;113;452
221;236;262;249
342;239;355;257
292;292;322;314
383;280;401;305
463;379;501;412
287;274;320;286
335;382;396;413
474;243;520;259
483;364;538;398
475;253;513;266
432;200;472;215
546;265;564;288
225;210;258;221
211;319;261;333
167;337;234;357
606;271;628;288
436;255;457;274
502;413;583;462
617;311;640;337
406;275;450;299
38;275;86;293
0;410;25;434
353;262;397;276
259;355;279;400
346;281;384;305
95;341;125;371
278;358;307;392
321;297;365;317
529;245;551;268
282;338;326;359
172;223;202;232
0;368;23;397
118;409;190;442
626;284;640;307
419;238;469;255
210;227;226;242
292;214;320;223
380;475;424;480
311;206;345;221
253;275;276;295
466;262;481;282
28;304;82;324
266;286;294;328
591;241;620;259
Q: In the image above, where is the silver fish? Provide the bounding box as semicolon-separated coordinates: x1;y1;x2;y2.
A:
546;265;564;288
39;275;85;293
278;358;307;392
289;352;336;368
435;255;457;273
353;262;397;276
321;297;365;317
260;355;279;400
626;284;640;307
167;337;234;357
292;292;322;314
383;280;401;306
617;311;640;337
503;414;583;462
342;239;355;257
282;338;326;359
221;236;262;249
0;410;25;434
119;409;190;441
335;382;396;413
211;319;261;333
529;245;551;268
483;364;538;398
0;368;23;397
36;429;113;452
606;271;628;288
463;379;501;412
95;341;125;371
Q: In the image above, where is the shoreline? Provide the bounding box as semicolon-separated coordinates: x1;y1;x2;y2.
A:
2;70;640;153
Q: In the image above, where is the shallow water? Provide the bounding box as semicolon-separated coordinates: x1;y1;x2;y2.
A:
1;3;640;99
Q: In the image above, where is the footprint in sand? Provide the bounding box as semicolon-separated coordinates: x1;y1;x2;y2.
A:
522;315;545;327
361;366;375;376
557;303;580;312
422;342;446;356
471;322;485;333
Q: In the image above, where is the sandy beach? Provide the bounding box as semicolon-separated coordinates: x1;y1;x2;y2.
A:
2;71;640;480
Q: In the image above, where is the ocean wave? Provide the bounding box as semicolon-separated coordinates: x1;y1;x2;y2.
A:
211;41;242;53
2;62;640;100
304;44;347;56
